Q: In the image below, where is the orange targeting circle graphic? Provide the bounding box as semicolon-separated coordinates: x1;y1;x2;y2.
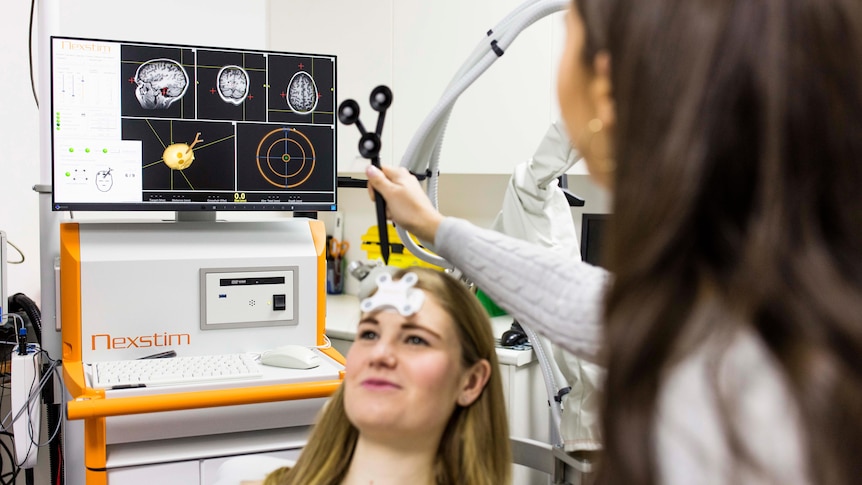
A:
256;127;316;188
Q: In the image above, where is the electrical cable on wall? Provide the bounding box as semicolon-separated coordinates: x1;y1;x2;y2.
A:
29;0;39;108
5;241;25;265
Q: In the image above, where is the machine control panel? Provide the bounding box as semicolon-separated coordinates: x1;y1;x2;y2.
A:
200;267;299;330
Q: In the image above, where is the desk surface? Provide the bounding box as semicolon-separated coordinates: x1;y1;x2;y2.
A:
325;294;535;366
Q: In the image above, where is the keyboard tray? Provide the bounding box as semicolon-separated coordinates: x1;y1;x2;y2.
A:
88;353;263;389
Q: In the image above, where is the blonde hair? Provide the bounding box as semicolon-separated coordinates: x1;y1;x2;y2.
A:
261;467;291;485
274;267;511;484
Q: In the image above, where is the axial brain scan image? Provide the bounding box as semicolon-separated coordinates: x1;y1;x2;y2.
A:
134;59;189;109
287;71;319;114
217;65;249;105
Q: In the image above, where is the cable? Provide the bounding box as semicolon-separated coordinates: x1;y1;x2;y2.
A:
0;314;28;359
315;335;333;350
8;295;42;348
0;346;63;481
28;0;39;108
34;356;64;447
0;432;22;484
395;0;569;267
54;442;63;485
11;296;62;485
519;321;566;447
0;320;32;484
5;240;25;265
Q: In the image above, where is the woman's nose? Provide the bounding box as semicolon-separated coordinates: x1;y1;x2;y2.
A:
368;340;396;367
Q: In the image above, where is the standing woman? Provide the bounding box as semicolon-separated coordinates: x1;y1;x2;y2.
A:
366;0;862;484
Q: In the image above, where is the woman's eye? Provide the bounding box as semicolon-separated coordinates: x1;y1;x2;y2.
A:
359;330;378;340
405;335;428;346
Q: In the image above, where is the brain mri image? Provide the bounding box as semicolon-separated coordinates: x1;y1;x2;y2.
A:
217;65;249;105
286;71;319;114
134;59;190;109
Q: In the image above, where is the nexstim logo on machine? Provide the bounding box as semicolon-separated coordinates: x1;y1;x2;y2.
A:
91;332;191;350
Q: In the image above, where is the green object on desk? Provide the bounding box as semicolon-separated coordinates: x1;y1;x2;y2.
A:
476;289;507;317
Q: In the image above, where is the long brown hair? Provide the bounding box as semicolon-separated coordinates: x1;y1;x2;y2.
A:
279;267;511;484
575;0;862;484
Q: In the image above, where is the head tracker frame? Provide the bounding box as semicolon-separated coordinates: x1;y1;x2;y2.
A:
359;272;425;316
338;86;394;264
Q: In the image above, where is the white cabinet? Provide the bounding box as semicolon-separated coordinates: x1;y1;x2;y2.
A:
96;427;308;484
102;448;302;484
107;462;199;485
494;319;555;485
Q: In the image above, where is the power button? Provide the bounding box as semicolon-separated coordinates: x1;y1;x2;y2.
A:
273;294;286;311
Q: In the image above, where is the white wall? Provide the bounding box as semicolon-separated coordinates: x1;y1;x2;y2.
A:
1;0;43;304
268;0;586;176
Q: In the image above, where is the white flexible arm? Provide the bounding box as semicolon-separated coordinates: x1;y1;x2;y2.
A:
397;0;570;267
488;121;583;449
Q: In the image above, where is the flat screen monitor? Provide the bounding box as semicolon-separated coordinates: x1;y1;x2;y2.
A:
580;213;608;267
50;36;337;212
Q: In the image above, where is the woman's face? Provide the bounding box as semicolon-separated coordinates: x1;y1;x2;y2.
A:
557;4;613;188
344;292;475;444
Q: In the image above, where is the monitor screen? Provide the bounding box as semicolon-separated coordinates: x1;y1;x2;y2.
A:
580;213;608;267
50;36;337;212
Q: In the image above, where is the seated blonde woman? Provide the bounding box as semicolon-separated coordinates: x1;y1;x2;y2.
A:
243;267;510;485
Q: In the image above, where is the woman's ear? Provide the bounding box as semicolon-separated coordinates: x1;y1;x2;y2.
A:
457;359;492;407
591;51;615;129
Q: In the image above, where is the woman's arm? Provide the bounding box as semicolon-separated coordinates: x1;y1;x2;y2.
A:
437;217;610;363
365;164;610;362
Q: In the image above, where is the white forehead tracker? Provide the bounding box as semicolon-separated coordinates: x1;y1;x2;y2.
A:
359;272;425;316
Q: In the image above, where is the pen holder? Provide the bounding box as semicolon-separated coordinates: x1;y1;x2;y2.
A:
327;258;345;294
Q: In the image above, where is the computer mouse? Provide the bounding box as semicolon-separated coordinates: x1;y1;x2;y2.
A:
260;345;321;369
501;329;529;347
501;321;529;347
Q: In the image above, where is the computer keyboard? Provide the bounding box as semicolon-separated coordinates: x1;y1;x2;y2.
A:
88;353;263;389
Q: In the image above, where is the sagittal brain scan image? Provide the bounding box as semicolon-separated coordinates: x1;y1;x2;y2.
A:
134;59;189;109
287;71;319;114
217;65;249;105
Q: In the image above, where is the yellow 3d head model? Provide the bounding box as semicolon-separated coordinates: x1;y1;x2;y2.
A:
162;132;203;170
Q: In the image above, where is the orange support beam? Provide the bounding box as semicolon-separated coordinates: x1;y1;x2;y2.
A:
84;417;107;484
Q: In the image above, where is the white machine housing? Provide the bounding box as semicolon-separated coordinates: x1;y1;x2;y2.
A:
66;219;322;362
59;218;341;484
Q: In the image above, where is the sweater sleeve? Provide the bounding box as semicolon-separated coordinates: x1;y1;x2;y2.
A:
435;217;610;363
